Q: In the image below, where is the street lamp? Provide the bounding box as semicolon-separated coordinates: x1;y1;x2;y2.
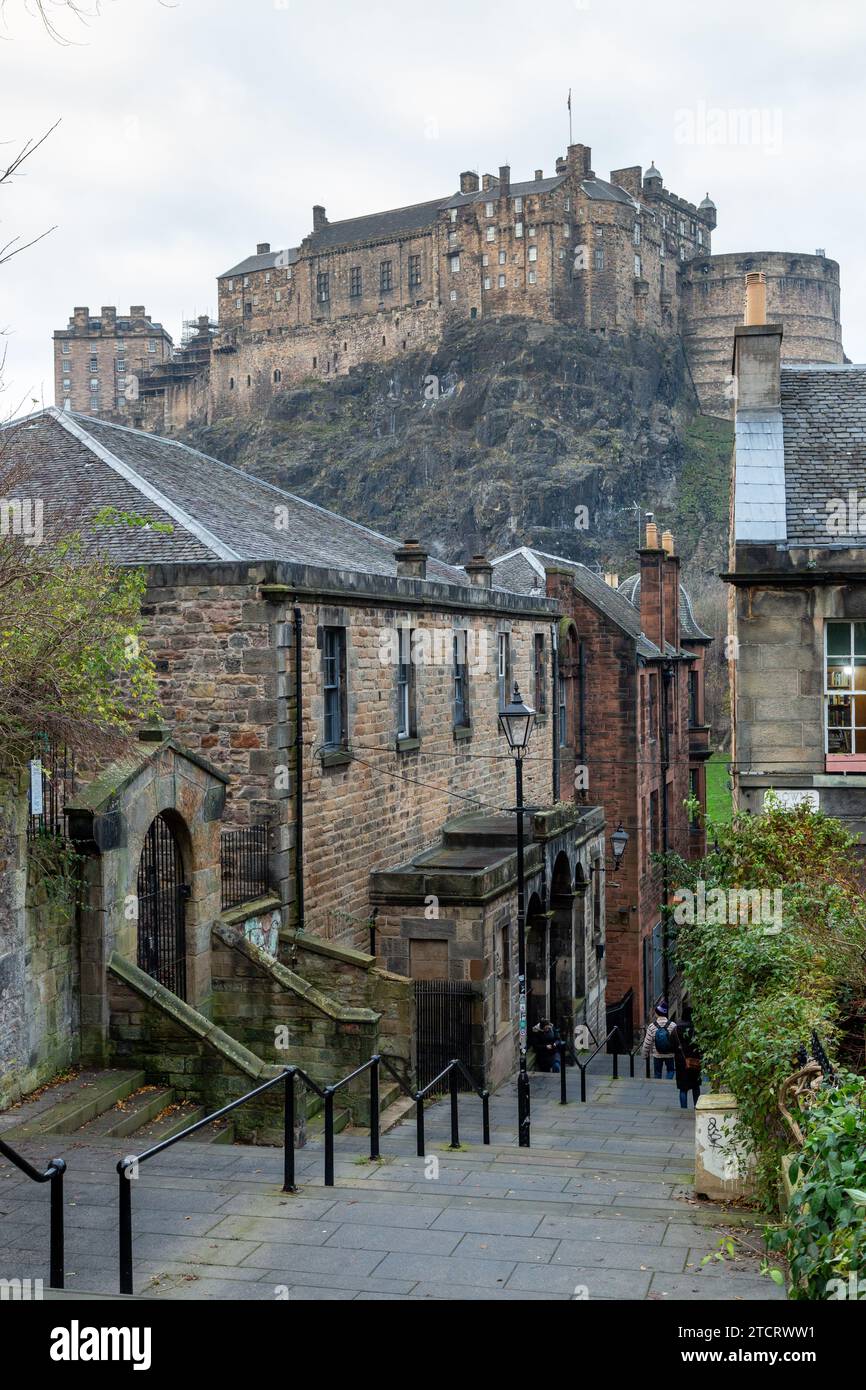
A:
499;682;536;1149
610;823;629;870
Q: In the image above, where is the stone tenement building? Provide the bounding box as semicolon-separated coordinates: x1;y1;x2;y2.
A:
491;528;712;1027
53;305;172;418
52;141;845;429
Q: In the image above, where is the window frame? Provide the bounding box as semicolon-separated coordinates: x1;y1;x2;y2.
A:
322;626;348;749
379;259;393;293
453;631;470;730
825;620;866;755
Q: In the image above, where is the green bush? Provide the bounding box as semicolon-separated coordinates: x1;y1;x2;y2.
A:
767;1073;866;1299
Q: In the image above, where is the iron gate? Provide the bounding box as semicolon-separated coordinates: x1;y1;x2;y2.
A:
137;814;188;1000
414;980;476;1093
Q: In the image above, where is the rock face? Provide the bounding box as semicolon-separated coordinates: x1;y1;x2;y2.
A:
183;316;732;574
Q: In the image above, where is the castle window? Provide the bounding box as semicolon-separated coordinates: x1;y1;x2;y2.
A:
659;241;665;259
449;290;457;302
563;224;571;238
244;276;250;287
62;377;70;389
515;222;523;238
316;272;330;303
350;266;362;297
265;272;271;284
313;357;317;368
453;632;470;730
594;248;604;270
229;377;235;389
482;254;489;267
486;226;496;242
90;377;99;389
228;279;233;290
380;260;393;293
408;255;421;287
450;255;460;274
513;196;523;213
273;369;281;383
246;375;251;386
236;298;242;310
679;218;686;235
485;201;494;217
634;255;642;277
498;250;506;265
90;356;98;371
448;231;458;247
528;226;536;238
564;195;571;212
498;274;506;288
275;290;282;301
594;225;603;239
528;270;537;284
61;343;69;353
633;223;641;246
252;295;259;305
483;276;491;290
322;626;348;750
449;208;458;223
396;628;416;741
148;339;157;352
528;245;538;262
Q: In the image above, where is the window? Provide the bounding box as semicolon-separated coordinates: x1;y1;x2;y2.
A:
515;221;523;238
594;247;604;270
147;339;157;353
380;260;393;293
61;343;70;354
533;634;547;715
62;377;70;389
514;196;523;213
316;272;330;303
90;377;99;389
649;789;660;855
679;218;686;235
486;226;496;242
659;240;665;260
688;670;699;727
450;255;460;274
396;628;416;740
647;672;658;739
350;266;362;298
485;201;494;217
235;298;242;310
482;254;489;267
634;255;642;277
273;369;282;383
322;626;347;749
497;633;511;710
498;250;506;265
825;621;866;754
453;632;470;729
483;276;491;290
408;254;421;288
594;225;603;240
528;245;538;263
563;223;571;237
449;207;457;223
265;272;271;284
689;768;701;829
498;274;506;288
243;276;250;287
564;195;571;212
252;295;259;306
275;290;282;302
449;289;457;302
528;270;537;284
448;231;458;248
90;356;98;371
633;222;641;246
497;923;511;1024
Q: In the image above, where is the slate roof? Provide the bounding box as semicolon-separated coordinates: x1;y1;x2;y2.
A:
445;175;566;209
733;409;786;544
219;248;300;279
306;198;450;253
490;546;667;658
780;364;866;546
0;408;469;581
617;573;711;643
580;177;638;207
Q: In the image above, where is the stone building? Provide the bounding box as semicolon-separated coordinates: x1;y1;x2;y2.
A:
681;251;844;416
726;280;866;846
2;406;605;1096
53;306;172;422
491;533;711;1029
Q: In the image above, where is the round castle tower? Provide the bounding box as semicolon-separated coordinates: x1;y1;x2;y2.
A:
679;250;843;416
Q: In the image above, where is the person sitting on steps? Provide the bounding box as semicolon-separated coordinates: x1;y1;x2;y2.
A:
641;999;677;1079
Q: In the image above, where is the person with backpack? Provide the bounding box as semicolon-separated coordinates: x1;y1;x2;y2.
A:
641;999;677;1079
674;1030;702;1109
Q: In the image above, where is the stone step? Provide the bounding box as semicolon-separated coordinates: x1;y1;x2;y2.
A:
74;1086;176;1140
306;1106;352;1137
2;1071;148;1140
131;1100;211;1146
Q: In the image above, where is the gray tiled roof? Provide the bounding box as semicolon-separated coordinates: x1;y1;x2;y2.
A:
445;175;566;209
307;198;450;253
617;573;711;642
580;177;638;206
780;365;866;546
490;546;664;658
1;409;469;580
733;410;786;543
219;248;300;279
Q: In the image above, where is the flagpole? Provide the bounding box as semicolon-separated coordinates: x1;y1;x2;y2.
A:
568;88;573;146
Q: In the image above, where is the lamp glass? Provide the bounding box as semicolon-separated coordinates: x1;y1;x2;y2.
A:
498;683;536;752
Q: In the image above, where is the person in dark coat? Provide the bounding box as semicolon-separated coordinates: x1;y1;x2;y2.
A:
674;1030;702;1109
532;1019;561;1073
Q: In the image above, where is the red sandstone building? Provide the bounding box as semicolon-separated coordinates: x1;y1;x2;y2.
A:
492;526;711;1030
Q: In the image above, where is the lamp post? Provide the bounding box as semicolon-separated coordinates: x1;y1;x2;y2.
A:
498;682;537;1149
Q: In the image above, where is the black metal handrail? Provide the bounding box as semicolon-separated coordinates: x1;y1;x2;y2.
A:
556;1026;633;1104
0;1137;66;1288
414;1057;490;1158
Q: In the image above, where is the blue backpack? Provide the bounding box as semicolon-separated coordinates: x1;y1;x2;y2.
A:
655;1024;674;1054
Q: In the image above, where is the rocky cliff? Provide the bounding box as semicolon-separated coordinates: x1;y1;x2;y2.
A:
183;316;732;577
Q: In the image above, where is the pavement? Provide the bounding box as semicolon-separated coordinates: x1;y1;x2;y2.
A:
0;1060;785;1301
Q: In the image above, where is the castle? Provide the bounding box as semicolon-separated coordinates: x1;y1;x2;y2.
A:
53;141;844;429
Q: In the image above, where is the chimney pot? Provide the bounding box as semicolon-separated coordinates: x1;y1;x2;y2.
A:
744;271;767;327
604;572;619;588
661;530;675;555
394;538;428;580
644;519;660;550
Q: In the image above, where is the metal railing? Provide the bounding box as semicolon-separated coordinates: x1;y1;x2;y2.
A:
555;1026;635;1104
0;1138;66;1288
116;1053;488;1295
220;825;270;910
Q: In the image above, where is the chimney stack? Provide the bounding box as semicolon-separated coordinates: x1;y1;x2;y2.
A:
604;571;619;589
312;205;328;232
460;171;479;194
130;305;146;319
498;164;511;196
464;554;493;589
535;169;543;181
661;533;680;647
639;519;665;651
394;539;428;580
257;242;271;255
100;306;117;331
744;271;767;326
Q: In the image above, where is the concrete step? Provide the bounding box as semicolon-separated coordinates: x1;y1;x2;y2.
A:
74;1086;176;1140
306;1106;352;1138
2;1071;148;1140
131;1100;210;1146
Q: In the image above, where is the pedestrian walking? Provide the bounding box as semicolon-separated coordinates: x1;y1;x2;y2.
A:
532;1018;562;1073
641;999;677;1079
674;1030;702;1109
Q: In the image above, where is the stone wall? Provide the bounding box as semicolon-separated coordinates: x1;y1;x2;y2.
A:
0;776;28;1107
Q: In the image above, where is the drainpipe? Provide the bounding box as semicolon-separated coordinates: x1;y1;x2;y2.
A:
551;623;560;801
293;606;305;933
660;663;673;1001
578;640;587;769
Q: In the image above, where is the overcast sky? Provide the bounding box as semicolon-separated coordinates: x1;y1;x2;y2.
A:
2;0;864;412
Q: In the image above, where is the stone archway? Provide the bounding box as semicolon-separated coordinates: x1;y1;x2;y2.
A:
136;811;190;1000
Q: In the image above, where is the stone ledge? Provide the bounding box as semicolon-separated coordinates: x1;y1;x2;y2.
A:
214;922;379;1025
281;927;374;970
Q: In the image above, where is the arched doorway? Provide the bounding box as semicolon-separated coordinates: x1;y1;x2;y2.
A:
550;853;575;1040
137;813;189;1000
526;892;547;1032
